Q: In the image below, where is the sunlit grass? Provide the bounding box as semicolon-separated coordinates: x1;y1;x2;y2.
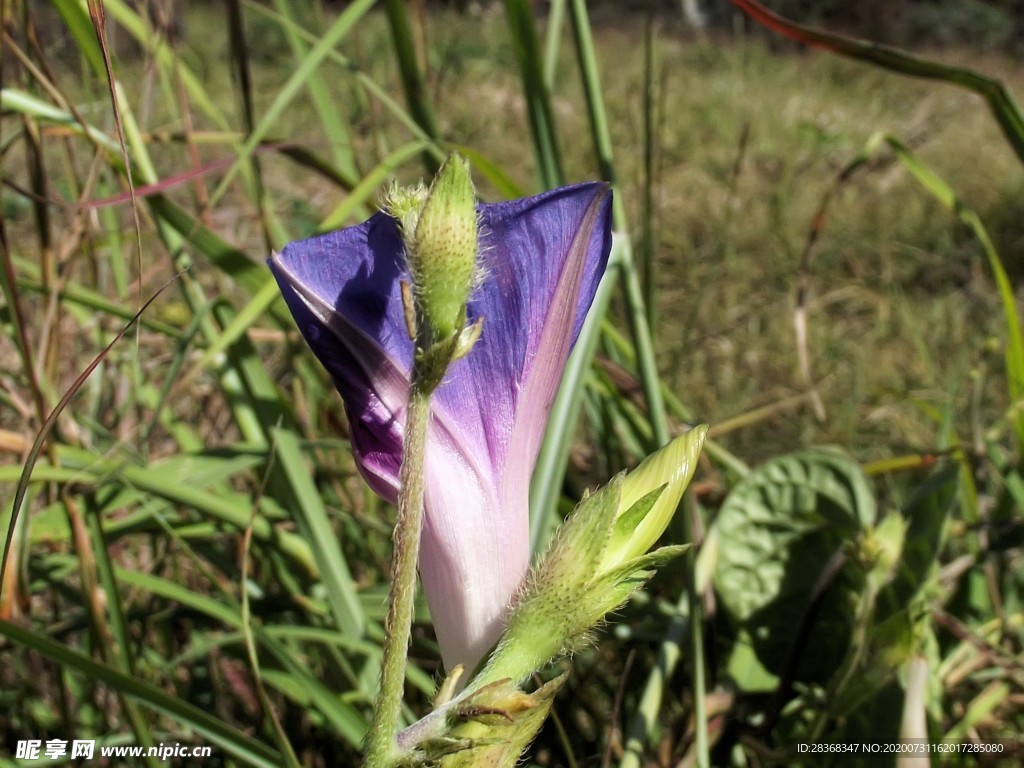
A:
2;2;1023;766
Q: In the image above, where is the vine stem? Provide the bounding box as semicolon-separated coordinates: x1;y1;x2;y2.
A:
364;375;433;767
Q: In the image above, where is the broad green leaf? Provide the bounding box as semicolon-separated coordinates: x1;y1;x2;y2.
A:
713;449;874;684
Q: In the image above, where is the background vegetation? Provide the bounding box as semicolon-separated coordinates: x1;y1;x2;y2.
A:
2;1;1022;766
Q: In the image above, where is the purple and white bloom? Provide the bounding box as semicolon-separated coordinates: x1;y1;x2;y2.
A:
269;183;613;674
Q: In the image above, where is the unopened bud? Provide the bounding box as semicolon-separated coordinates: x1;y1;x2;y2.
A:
383;181;428;238
473;426;707;689
604;424;707;569
409;153;479;341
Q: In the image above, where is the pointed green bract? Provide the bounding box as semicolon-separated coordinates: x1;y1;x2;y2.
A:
436;675;566;768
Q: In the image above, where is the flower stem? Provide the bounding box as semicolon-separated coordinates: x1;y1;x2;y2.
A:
365;375;433;767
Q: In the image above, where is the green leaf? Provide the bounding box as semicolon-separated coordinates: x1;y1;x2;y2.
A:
271;428;365;640
725;629;779;693
270;0;361;185
712;449;875;685
206;0;378;208
503;0;563;189
0;88;120;152
319;140;429;231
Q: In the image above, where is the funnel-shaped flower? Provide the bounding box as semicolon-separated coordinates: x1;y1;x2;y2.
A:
270;183;612;674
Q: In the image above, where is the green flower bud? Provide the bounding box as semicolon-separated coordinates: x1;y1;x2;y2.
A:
407;153;479;342
473;426;708;688
383;181;428;238
604;423;708;570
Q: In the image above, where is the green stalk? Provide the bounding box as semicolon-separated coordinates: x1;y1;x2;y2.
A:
567;2;706;765
364;379;433;767
504;0;563;188
567;0;667;447
542;0;567;92
384;0;440;175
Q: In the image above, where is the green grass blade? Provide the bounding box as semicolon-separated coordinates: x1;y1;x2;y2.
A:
183;278;280;383
0;620;283;768
0;88;120;152
108;462;317;577
600;322;750;475
84;506;160;766
51;0;104;73
568;0;615;185
211;299;297;446
542;0;567;92
114;565;243;628
451;145;527;200
503;0;563;189
271;428;365;640
263;636;369;746
384;0;440;175
566;0;667;448
640;11;657;330
207;0;378;209
319;140;430;230
618;593;688;768
883;136;1024;448
243;1;445;164
731;0;1024;164
270;0;362;186
146;196;267;293
96;0;231;131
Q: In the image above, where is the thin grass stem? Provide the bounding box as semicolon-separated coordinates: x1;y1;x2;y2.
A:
504;0;563;188
384;0;441;175
567;3;704;764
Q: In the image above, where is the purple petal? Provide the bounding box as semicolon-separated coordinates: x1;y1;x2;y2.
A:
270;182;612;673
270;215;412;498
434;184;612;498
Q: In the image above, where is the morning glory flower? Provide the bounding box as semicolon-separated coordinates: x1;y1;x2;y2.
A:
269;182;612;675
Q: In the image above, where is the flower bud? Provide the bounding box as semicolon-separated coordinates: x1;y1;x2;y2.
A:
383;181;428;237
604;423;708;570
406;153;479;342
474;426;708;688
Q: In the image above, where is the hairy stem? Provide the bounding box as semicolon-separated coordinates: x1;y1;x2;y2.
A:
365;376;433;767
